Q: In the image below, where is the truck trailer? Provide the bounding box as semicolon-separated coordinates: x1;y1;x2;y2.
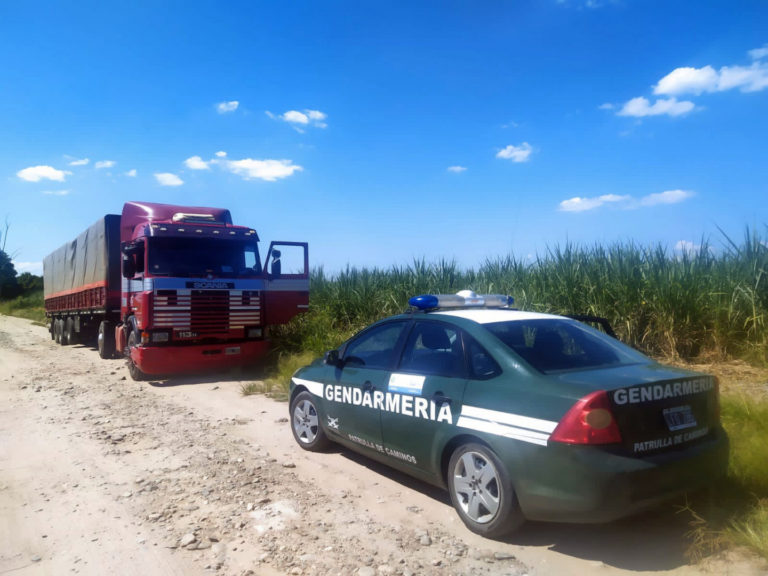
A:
44;201;309;380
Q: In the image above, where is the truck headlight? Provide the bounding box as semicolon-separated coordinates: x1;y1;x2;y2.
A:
247;327;263;339
151;331;170;343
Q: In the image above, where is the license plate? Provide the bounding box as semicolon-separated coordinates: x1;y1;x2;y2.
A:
663;405;697;431
225;346;241;355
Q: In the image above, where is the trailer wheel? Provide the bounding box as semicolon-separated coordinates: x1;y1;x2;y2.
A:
98;320;116;359
63;317;77;346
54;319;63;344
50;320;55;340
126;330;147;381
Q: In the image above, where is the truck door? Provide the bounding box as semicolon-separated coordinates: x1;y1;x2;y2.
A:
263;241;309;326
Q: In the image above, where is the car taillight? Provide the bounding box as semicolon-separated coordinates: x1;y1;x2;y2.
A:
549;390;622;445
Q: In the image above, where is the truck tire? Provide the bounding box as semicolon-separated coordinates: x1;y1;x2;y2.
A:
55;318;64;345
98;320;116;359
64;317;77;346
126;329;147;381
50;320;55;340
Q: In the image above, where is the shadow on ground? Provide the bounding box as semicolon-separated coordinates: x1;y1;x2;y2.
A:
337;444;699;572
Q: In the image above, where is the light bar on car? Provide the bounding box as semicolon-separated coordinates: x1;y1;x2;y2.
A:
409;290;514;310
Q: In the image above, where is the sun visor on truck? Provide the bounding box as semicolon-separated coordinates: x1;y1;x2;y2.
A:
120;201;233;243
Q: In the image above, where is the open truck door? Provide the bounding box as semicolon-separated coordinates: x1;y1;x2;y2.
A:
263;241;309;326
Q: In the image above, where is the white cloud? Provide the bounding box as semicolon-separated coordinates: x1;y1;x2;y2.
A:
268;109;328;131
42;189;71;196
282;110;309;125
215;151;227;158
125;169;137;177
185;155;210;170
674;240;700;253
496;142;533;162
305;109;328;128
559;189;695;212
280;110;309;125
225;158;303;182
217;100;239;114
640;189;694;206
17;165;71;182
559;194;630;212
155;173;184;186
447;166;467;173
654;66;719;96
749;44;768;60
68;158;90;166
717;62;768;93
617;96;695;117
95;160;116;169
598;103;614;110
654;62;768;95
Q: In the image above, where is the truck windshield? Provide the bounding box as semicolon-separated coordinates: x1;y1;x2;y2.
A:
485;318;647;373
147;237;262;277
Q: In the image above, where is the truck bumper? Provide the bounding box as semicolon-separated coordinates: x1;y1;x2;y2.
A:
131;340;270;376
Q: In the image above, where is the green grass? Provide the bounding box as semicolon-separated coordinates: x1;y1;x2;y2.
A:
0;289;45;323
681;391;768;562
272;228;768;364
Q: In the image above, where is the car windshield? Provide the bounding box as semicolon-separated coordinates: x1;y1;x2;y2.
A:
484;318;647;373
148;237;261;277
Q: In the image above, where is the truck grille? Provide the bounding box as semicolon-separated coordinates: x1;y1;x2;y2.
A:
154;289;261;334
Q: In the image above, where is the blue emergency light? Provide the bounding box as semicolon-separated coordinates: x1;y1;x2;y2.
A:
409;290;514;310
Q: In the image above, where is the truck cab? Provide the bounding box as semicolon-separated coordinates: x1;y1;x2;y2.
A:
116;201;308;380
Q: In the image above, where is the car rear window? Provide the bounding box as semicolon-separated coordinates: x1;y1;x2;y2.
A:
484;318;646;373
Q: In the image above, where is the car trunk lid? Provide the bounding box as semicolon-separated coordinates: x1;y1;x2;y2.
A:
552;364;719;455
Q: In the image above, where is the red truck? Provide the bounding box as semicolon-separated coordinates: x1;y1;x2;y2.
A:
44;201;309;380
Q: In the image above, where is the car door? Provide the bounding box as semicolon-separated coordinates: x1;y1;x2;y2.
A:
379;320;469;473
325;320;408;453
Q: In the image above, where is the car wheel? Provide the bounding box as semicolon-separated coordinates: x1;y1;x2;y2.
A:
290;391;330;451
126;330;147;381
447;443;524;537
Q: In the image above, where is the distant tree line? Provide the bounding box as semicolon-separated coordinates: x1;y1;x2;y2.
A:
0;249;42;299
0;222;43;300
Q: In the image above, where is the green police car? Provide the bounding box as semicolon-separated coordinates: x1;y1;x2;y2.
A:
289;291;729;537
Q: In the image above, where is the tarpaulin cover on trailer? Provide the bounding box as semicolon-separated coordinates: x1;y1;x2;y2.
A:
43;215;121;298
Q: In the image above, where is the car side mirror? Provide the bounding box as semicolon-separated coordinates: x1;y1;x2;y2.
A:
324;349;341;367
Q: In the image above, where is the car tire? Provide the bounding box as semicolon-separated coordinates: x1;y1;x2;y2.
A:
290;391;330;451
126;330;147;381
447;443;524;537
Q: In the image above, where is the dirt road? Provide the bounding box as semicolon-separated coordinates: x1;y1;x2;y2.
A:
0;315;762;575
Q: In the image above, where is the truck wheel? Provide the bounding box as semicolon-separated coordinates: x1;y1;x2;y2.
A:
447;443;524;538
126;330;147;381
98;320;116;359
64;317;78;346
55;319;64;345
53;319;61;343
50;320;55;340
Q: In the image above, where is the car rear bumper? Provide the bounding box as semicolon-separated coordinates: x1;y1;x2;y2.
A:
516;430;729;523
131;340;270;375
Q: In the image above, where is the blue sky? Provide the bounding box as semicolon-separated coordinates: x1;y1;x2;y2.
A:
2;1;767;277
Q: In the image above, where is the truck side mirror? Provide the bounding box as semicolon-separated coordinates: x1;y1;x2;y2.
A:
270;249;281;278
122;254;136;278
